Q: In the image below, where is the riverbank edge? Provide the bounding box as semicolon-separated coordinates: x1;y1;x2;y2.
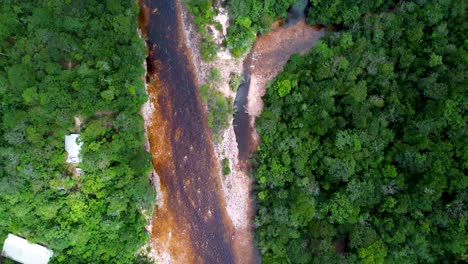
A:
135;1;163;261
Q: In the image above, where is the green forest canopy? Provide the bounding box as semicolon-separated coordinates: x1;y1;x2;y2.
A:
0;1;154;263
226;0;296;57
254;0;467;263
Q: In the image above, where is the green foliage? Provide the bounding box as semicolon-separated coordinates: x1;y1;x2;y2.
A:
1;257;17;264
229;72;243;91
191;0;298;57
200;36;218;61
307;0;397;26
226;0;296;56
134;254;154;264
275;79;293;97
200;84;211;103
0;1;154;263
208;68;222;87
203;89;233;139
187;0;219;61
221;158;231;175
254;0;467;263
187;0;217;30
226;16;256;57
200;71;234;138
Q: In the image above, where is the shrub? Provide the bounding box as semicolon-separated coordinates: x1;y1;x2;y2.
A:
187;0;219;61
208;68;222;87
229;73;243;91
221;158;231;175
201;37;218;62
199;84;233;138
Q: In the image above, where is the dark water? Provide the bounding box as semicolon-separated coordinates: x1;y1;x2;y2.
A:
233;2;309;163
141;0;235;262
233;54;253;163
286;0;309;26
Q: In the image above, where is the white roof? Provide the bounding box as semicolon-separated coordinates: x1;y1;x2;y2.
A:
65;134;82;163
2;234;53;264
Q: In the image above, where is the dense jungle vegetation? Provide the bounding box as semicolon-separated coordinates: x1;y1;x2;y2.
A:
226;0;296;56
254;0;467;263
0;1;155;263
307;1;398;26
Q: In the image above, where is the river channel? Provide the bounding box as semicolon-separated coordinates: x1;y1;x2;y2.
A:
138;0;324;262
138;0;235;263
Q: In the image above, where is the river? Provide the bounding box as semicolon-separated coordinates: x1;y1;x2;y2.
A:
234;6;324;165
138;0;235;263
138;0;324;262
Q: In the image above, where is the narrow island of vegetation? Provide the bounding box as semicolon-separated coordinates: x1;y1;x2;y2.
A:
0;1;155;263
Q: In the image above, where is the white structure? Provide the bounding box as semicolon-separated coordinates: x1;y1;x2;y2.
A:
2;234;53;264
65;134;82;163
75;168;83;176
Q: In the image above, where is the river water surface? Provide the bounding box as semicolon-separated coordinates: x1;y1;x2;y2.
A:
139;0;235;263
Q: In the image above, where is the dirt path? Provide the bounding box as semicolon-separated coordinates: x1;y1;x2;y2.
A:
139;0;235;263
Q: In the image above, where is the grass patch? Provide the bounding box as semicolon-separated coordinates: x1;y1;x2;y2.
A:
208;68;222;87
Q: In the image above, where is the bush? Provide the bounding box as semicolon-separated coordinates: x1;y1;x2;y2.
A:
208;68;222;87
229;73;243;91
221;158;231;175
226;17;256;57
199;83;233;138
187;0;219;61
226;0;296;56
200;37;218;61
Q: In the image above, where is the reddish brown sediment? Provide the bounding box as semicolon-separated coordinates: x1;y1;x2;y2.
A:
138;0;235;263
137;0;149;38
146;78;196;263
